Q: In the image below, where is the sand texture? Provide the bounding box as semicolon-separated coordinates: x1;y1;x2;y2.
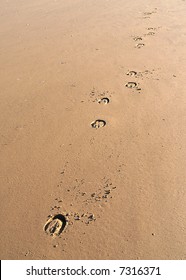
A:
0;0;186;259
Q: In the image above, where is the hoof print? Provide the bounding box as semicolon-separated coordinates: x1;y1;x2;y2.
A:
98;97;110;104
126;71;137;77
147;32;155;36
91;119;106;129
133;37;143;41
44;214;67;237
135;43;145;49
147;27;156;31
125;82;138;88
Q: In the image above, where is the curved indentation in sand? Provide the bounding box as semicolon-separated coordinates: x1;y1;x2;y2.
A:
98;97;110;104
135;43;145;48
144;12;152;16
91;119;106;129
126;71;138;77
125;82;138;88
133;36;143;41
147;32;155;36
44;214;67;236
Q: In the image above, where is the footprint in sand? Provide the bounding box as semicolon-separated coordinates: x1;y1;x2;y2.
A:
98;97;110;104
44;214;67;236
143;10;157;16
145;31;155;36
148;27;155;30
91;119;106;129
135;43;145;49
143;12;153;16
126;70;138;77
126;70;155;79
125;82;138;88
133;36;143;42
125;82;142;92
88;88;112;103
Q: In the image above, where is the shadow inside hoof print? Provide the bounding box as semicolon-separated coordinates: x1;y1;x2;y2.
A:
98;97;110;104
44;214;67;237
125;82;138;88
91;119;106;129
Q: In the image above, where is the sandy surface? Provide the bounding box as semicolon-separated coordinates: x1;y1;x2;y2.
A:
0;0;186;260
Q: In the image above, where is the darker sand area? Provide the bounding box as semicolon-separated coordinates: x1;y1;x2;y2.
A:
0;0;186;259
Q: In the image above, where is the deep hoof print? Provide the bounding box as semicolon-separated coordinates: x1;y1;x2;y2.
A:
44;214;67;237
135;43;145;49
125;82;138;88
126;70;138;77
91;119;106;129
98;97;110;104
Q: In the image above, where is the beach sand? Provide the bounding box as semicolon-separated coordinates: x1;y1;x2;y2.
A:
0;0;186;259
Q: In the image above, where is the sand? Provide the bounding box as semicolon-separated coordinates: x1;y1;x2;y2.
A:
0;0;186;260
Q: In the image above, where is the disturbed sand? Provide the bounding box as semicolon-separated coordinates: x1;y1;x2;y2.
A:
0;0;186;260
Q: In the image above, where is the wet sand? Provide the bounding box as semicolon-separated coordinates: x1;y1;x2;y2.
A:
0;0;186;259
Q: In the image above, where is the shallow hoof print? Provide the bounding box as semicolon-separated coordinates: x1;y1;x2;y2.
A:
146;32;155;36
143;12;152;16
44;214;67;237
133;36;143;41
135;43;145;49
91;119;106;129
147;27;157;31
98;97;110;104
125;82;138;89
